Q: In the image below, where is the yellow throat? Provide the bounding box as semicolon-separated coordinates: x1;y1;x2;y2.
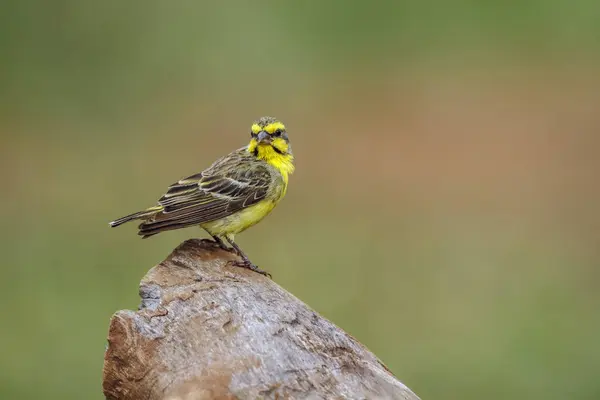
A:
251;144;294;182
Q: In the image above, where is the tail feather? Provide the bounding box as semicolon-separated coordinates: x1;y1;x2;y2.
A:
139;222;190;239
138;218;202;238
109;206;163;228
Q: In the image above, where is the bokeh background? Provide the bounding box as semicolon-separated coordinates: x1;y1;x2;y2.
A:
1;1;599;399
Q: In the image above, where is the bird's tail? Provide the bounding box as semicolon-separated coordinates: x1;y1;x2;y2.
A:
109;206;163;228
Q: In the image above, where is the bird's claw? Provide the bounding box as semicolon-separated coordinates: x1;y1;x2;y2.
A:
228;260;272;278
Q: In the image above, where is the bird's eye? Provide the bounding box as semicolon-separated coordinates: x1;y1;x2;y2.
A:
274;129;282;136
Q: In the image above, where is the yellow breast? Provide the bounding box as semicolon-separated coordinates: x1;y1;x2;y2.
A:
201;199;279;236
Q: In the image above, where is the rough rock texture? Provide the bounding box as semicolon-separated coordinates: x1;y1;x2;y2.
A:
103;239;420;400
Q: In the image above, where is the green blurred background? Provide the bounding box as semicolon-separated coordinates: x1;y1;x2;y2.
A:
1;1;599;399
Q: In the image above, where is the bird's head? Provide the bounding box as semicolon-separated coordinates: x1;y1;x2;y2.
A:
247;116;292;158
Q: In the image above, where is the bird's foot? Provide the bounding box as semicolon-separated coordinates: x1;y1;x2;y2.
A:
228;260;272;278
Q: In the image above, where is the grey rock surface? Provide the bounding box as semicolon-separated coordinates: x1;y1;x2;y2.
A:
103;239;420;400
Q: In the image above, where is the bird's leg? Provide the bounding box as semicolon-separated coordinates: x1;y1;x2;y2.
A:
225;237;271;278
208;234;230;251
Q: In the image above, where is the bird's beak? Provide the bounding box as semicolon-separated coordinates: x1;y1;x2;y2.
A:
257;131;272;144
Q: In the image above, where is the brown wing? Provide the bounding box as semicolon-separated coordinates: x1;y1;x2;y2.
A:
138;150;271;237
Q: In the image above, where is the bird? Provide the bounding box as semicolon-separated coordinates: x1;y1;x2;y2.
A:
109;116;295;277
